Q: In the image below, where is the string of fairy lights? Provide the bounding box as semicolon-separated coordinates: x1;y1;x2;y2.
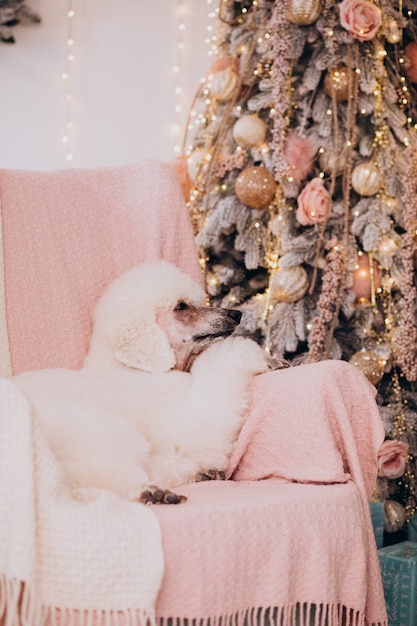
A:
61;0;75;164
172;0;218;155
61;1;214;164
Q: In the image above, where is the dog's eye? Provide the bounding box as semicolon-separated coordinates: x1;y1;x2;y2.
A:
175;301;189;311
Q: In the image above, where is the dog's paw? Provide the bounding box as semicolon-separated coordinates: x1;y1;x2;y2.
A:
267;355;291;371
201;336;270;375
139;486;187;505
195;469;226;482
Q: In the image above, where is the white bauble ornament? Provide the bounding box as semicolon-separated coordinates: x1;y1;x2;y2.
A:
384;500;406;533
351;162;382;196
288;0;321;25
319;149;347;175
233;115;267;149
269;265;309;303
209;67;239;102
187;149;205;181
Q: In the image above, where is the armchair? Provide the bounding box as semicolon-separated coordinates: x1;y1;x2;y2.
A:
0;160;387;626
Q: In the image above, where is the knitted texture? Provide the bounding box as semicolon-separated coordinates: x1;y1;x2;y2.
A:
0;160;201;374
0;200;11;377
155;361;388;626
0;378;163;625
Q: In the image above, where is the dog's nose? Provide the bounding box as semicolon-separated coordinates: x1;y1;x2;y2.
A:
225;309;242;323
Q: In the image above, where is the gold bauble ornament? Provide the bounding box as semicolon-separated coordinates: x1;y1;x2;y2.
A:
209;67;239;102
349;348;385;385
324;66;350;101
288;0;321;25
233;115;267;149
384;18;401;44
384;500;406;533
351;162;382;197
235;166;276;210
269;265;309;303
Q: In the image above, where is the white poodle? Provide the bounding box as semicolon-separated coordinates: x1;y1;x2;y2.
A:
13;260;281;504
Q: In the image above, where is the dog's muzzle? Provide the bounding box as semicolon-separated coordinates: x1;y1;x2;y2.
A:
193;308;242;343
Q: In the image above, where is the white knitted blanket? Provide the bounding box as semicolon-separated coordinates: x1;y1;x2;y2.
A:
0;378;164;626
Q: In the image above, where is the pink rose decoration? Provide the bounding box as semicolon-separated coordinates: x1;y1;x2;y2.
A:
377;439;409;479
339;0;382;41
296;178;332;226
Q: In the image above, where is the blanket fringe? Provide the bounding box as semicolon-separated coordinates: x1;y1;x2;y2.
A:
158;604;387;626
0;574;157;626
0;581;387;626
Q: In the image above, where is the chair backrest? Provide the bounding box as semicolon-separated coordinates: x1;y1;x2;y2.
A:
0;160;201;376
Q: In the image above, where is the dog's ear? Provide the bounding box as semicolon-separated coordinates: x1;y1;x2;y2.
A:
111;319;176;373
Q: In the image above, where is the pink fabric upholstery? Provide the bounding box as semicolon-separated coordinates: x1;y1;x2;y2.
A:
0;160;387;626
0;160;201;374
155;361;387;626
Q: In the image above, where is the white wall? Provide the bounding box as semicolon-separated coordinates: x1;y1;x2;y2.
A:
0;0;211;170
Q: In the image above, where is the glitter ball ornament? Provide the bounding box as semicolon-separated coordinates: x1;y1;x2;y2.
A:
288;0;321;25
384;500;406;533
349;348;385;385
269;265;309;303
235;166;276;209
233;115;267;149
351;162;382;196
324;66;350;101
209;67;240;102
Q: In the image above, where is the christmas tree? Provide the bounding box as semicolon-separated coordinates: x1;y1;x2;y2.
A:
0;1;41;43
176;0;417;533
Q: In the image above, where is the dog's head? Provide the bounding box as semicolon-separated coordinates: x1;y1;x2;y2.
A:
89;260;242;373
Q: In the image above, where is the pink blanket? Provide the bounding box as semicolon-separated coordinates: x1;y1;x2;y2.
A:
0;160;201;374
0;161;387;626
155;361;387;626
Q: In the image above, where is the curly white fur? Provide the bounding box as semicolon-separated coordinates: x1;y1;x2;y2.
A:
13;261;273;501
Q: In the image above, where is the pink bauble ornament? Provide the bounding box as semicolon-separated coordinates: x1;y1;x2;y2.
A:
170;156;192;201
405;42;417;83
233;115;267;148
235;166;276;209
209;55;240;75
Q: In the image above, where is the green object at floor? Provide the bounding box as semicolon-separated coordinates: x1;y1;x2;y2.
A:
370;501;384;549
378;541;417;626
